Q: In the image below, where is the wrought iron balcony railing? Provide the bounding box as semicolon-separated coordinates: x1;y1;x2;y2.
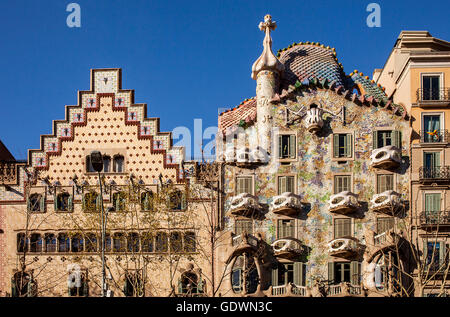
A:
417;88;450;103
419;130;449;144
419;166;450;181
420;210;450;227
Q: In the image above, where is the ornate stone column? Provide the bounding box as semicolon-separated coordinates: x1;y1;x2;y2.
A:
251;15;284;154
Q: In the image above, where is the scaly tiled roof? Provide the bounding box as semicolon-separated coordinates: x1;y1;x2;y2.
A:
277;42;345;90
218;98;257;136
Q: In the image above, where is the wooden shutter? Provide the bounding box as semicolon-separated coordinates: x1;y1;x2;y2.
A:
293;262;304;286
181;191;187;210
197;278;204;293
289;135;296;159
272;267;278;286
373;131;378;149
328;262;335;284
40;195;45;212
287;176;295;193
68;195;73;212
277;220;283;239
346;134;353;158
278;135;283;159
335;218;351;238
393;130;402;148
96;195;102;212
439;242;446;268
82;195;86;211
350;261;360;285
333;134;339;158
278;176;286;194
54;196;58;211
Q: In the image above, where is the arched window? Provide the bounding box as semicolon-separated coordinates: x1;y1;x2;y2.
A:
113;191;127;211
124;271;143;297
56;192;72;212
105;234;112;252
29;233;42;253
85;233;98;252
140;191;154;211
86;156;95;173
71;234;84;252
231;255;258;294
170;232;183;253
178;271;199;295
168;189;186;211
17;233;28;253
113;155;124;173
45;233;56;252
11;272;35;297
127;232;140;253
141;233;153;252
28;194;43;212
155;232;168;252
83;191;99;212
58;233;70;252
113;232;126;252
184;232;196;253
103;156;111;173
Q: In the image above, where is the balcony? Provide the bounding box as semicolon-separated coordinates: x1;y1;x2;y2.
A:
270;192;303;216
269;283;308;297
0;161;20;186
228;193;263;218
271;238;304;260
370;191;404;215
370;146;401;170
419;130;449;145
327;237;363;259
328;191;360;215
417;88;450;106
327;283;364;297
365;229;401;263
419;166;450;183
304;107;324;133
419;210;450;228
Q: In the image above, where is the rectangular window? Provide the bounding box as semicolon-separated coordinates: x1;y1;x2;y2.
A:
234;219;253;235
377;174;394;193
277;176;295;194
423;152;441;179
423;115;442;143
272;262;306;287
278;135;296;159
373;130;402;148
377;217;394;234
328;262;360;285
334;218;351;238
422;75;441;101
236;176;253;195
333;133;353;158
334;175;351;194
277;219;295;239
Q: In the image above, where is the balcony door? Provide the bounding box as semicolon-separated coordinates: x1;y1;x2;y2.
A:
424;152;441;178
424;193;441;223
423;114;442;143
422;75;441;101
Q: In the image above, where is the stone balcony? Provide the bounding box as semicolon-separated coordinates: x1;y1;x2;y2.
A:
328;191;360;215
270;192;303;216
268;283;308;297
304;107;324;133
370;146;401;170
370;190;404;215
327;282;364;297
271;238;304;260
228;193;263;218
221;147;268;167
327;237;363;259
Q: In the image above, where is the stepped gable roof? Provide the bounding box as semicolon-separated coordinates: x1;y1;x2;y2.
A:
218;98;256;136
277;42;345;90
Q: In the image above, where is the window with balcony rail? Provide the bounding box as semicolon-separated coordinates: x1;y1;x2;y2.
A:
422;75;441;101
421;114;445;143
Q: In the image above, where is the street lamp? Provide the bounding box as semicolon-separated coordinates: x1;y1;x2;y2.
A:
89;151;107;297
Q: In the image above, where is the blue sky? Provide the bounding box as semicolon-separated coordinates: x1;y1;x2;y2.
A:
0;0;449;160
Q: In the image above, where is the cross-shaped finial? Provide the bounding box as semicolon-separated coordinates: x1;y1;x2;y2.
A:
258;14;277;34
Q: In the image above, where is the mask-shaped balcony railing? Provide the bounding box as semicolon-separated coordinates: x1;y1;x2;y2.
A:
419;130;449;144
228;193;263;218
271;238;304;260
419;210;450;228
370;146;402;170
328;191;360;215
419;166;450;182
370;190;403;215
417;88;450;104
270;192;303;216
304;107;324;133
327;237;363;259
